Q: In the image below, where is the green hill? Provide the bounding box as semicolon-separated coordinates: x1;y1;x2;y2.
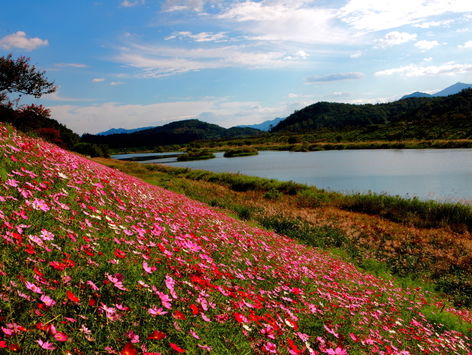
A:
273;89;472;140
83;119;262;149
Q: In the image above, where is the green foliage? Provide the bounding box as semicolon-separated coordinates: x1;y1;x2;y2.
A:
263;188;281;200
270;89;472;142
0;54;56;99
421;305;472;337
176;149;215;161
341;193;472;231
0;104;80;149
83;119;262;149
73;142;109;157
223;147;258;158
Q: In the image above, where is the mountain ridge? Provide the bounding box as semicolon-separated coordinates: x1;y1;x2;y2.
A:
400;82;472;99
83;119;262;148
271;88;472;140
236;117;285;131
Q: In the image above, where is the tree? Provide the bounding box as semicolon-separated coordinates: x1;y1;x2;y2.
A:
0;54;56;102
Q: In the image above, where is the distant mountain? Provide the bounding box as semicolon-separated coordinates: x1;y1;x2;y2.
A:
272;89;472;140
96;126;156;136
434;82;472;96
236;117;285;131
400;91;433;100
400;82;472;99
83;119;262;149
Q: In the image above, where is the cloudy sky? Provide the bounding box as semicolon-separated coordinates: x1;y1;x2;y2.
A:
1;0;472;134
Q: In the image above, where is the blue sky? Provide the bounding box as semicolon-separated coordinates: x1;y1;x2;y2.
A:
1;0;472;134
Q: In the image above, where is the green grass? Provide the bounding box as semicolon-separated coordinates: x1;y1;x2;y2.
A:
144;163;472;231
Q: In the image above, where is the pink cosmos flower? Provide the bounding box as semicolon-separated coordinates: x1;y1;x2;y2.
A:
262;342;277;353
165;275;177;299
37;339;56;350
25;281;42;294
190;330;200;339
54;332;68;342
143;261;156;274
31;198;50;212
323;324;339;338
5;179;18;187
86;280;99;290
40;295;56;307
127;330;140;343
107;273;128;291
197;344;212;351
326;347;347;355
40;229;54;241
148;307;167;316
156;291;172;309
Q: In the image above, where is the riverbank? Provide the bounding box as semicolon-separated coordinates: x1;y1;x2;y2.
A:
108;138;472;155
95;157;472;309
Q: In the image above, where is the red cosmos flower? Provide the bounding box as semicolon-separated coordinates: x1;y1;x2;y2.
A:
169;343;186;353
8;344;21;352
173;310;186;320
0;341;6;348
114;248;126;258
190;304;199;315
66;290;80;303
234;313;248;323
287;339;303;354
121;342;138;355
88;298;97;307
147;330;166;340
49;261;67;270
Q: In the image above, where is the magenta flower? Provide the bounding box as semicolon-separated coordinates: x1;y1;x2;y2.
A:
37;339;56;350
31;198;50;212
25;281;42;294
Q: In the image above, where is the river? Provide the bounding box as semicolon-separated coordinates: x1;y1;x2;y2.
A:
113;149;472;203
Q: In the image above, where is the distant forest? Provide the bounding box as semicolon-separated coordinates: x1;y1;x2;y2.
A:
272;89;472;140
82;119;261;148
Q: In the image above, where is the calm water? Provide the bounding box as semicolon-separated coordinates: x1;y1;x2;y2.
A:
114;149;472;202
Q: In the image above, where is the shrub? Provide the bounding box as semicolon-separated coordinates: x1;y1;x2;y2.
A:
73;142;109;157
223;148;258;158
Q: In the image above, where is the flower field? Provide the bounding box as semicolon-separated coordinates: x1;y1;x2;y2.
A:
0;123;471;354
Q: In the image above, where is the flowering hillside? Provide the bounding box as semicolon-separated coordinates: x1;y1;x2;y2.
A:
0;123;470;354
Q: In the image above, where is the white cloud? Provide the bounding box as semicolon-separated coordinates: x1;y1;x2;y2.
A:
306;72;364;83
347;97;392;104
218;1;354;44
55;63;88;68
414;40;440;50
92;78;106;83
459;40;472;49
161;0;211;12
295;50;309;58
413;19;454;28
115;41;309;77
339;0;472;31
375;62;472;77
0;31;48;51
110;81;124;86
43;88;93;103
165;31;227;42
50;98;294;134
350;50;362;58
120;0;144;8
376;32;417;48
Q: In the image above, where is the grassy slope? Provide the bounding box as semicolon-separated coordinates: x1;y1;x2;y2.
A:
96;159;472;308
1;124;471;353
